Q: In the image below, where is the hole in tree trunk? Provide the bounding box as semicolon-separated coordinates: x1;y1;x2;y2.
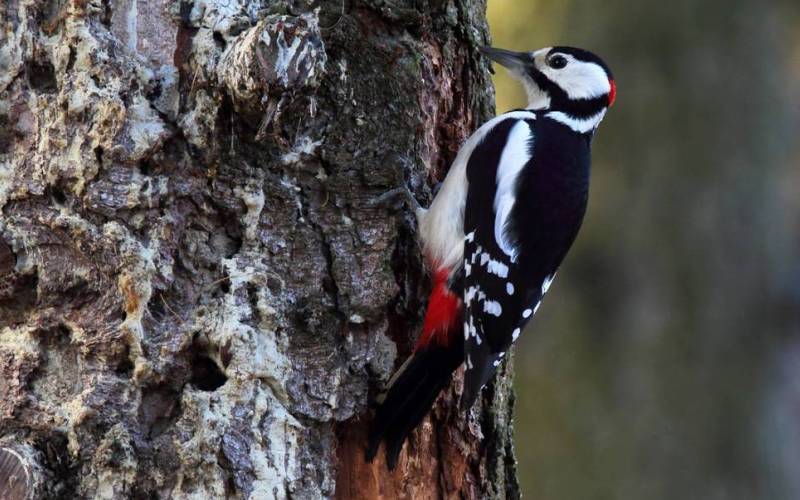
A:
27;60;58;94
190;355;228;391
189;335;228;391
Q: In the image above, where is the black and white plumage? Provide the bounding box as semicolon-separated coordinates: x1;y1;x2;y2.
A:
460;108;593;407
367;45;616;468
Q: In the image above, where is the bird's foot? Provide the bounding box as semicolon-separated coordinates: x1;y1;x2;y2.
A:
367;186;424;214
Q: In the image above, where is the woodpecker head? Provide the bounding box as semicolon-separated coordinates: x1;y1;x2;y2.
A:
481;46;615;124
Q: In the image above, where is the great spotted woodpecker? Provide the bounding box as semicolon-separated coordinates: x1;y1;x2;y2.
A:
367;46;616;468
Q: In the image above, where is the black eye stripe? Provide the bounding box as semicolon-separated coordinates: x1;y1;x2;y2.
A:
526;64;609;118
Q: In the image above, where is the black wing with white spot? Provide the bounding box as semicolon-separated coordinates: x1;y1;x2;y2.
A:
460;112;591;410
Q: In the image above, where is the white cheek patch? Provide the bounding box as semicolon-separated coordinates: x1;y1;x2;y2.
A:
543;58;611;101
510;48;551;109
518;78;550;110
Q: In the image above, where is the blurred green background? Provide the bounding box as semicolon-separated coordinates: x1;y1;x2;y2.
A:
486;1;800;498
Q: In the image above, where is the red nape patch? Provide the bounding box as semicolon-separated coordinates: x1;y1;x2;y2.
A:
608;79;617;107
416;268;462;350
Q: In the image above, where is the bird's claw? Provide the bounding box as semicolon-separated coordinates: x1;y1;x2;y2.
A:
367;186;423;214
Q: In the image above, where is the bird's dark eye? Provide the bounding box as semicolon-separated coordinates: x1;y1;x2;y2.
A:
548;54;568;69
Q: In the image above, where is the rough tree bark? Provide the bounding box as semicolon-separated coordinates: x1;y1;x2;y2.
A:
0;0;518;498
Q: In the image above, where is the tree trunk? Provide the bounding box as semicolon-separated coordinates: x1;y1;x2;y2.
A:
0;0;518;498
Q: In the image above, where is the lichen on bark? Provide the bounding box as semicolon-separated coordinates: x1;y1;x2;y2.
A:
0;0;518;498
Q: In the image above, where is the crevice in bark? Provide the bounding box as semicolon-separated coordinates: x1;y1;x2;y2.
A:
385;216;427;353
0;272;38;325
0;113;13;154
37;432;79;499
99;0;112;28
115;343;134;378
139;384;183;439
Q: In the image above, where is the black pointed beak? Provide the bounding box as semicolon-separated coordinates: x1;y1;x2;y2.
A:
479;46;531;72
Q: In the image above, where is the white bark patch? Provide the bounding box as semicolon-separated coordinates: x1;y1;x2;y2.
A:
217;13;327;107
125;95;171;161
235;183;266;241
281;135;323;165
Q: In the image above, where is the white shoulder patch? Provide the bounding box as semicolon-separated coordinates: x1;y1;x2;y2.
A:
419;111;535;270
541;58;611;101
493;119;534;260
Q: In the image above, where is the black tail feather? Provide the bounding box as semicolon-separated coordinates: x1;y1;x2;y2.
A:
460;338;498;411
366;343;462;469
